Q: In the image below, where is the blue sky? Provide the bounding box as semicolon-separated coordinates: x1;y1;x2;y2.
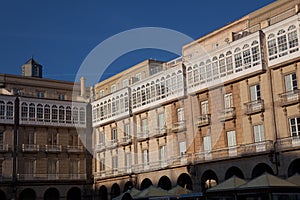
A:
0;0;274;84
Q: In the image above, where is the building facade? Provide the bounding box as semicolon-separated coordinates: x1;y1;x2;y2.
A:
0;58;92;200
91;0;300;199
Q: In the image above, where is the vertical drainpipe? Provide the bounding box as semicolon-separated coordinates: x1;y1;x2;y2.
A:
13;96;19;200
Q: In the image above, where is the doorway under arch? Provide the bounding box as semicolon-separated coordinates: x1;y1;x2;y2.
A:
158;176;172;190
177;173;193;191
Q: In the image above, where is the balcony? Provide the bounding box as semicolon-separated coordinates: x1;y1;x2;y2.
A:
196;114;210;127
152;127;168;138
194;140;273;163
106;139;118;149
92;87;131;127
244;99;264;115
172;121;186;133
278;90;299;107
119;136;132;146
95;143;106;152
22;144;39;152
19;97;87;128
241;140;273;155
218;107;236;121
66;145;84;153
137;131;149;142
277;136;300;151
18;173;87;181
0;144;9;152
45;144;62;153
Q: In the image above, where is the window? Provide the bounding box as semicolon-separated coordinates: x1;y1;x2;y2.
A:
277;30;288;57
100;159;105;172
252;41;260;66
99;131;105;145
224;93;233;109
201;100;209;115
250;84;261;102
58;94;65;100
158;113;165;129
112;128;117;142
227;130;236;147
288;25;299;53
70;160;79;176
206;60;212;81
267;34;278;60
243;44;251;69
69;132;78;146
44;105;50;122
212;57;219;79
72;107;79;124
226;51;234;75
36;91;44;98
0;102;4;119
160;145;167;162
21;103;28;120
125;124;130;137
285;73;298;92
99;90;104;98
126;153;132;170
29;103;35;121
111;85;116;93
179;141;186;156
143;149;149;165
79;107;85;124
234;48;242;72
27;131;35;145
150;65;162;75
66;106;72;123
35;104;43;122
6;102;13;120
52;105;58;123
112;156;118;170
136;73;142;81
123;79;129;88
48;132;58;145
59;106;65;123
289;117;300;136
141;119;148;136
203;136;212;152
48;159;58;175
25;160;35;176
0;132;3;145
253;124;265;142
219;54;226;77
177;107;185;122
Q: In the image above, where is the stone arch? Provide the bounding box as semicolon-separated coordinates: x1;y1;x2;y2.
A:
140;178;152;190
67;187;81;200
44;187;59;200
158;176;172;190
225;166;245;180
0;190;6;200
288;158;300;177
99;185;108;200
124;181;134;192
252;163;274;178
201;170;218;192
19;188;36;200
177;173;193;191
111;183;121;199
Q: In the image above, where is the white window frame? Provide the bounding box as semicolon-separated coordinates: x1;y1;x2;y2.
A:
253;124;265;142
224;93;233;109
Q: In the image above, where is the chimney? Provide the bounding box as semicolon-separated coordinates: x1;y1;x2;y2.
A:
80;77;86;97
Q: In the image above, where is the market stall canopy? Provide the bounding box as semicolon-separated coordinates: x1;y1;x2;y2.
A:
207;176;247;192
239;173;298;190
168;185;192;196
112;188;140;200
134;186;170;199
287;173;300;186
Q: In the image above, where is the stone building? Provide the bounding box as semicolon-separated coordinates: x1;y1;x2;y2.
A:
91;0;300;199
0;58;92;200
